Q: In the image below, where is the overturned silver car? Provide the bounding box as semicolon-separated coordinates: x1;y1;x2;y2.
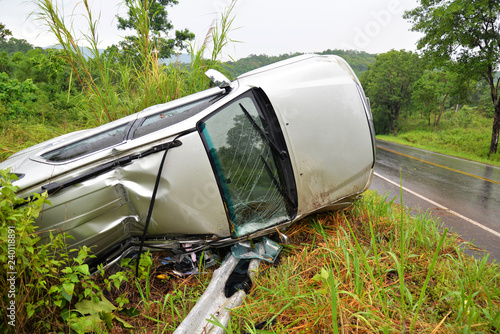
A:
1;55;375;264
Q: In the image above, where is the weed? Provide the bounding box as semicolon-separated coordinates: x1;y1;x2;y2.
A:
0;170;103;333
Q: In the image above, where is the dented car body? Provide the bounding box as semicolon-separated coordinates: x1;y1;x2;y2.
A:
1;55;375;263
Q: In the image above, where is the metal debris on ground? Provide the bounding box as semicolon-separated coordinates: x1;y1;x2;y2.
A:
156;249;220;277
231;237;282;263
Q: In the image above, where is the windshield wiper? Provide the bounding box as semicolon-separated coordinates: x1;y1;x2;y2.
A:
239;103;287;160
259;155;295;208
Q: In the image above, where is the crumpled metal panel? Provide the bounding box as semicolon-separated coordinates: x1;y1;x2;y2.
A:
37;171;138;254
119;131;230;237
35;131;230;257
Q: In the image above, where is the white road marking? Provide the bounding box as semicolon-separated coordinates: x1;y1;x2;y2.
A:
374;172;500;239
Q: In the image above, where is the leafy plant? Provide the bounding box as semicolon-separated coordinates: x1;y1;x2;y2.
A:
0;72;38;120
360;49;424;137
115;0;194;61
0;169;59;332
0;170;113;332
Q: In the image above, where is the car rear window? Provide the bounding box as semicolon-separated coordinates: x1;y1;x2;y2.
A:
41;93;224;163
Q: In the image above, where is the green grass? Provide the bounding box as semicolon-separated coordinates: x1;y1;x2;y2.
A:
223;191;500;333
3;175;499;333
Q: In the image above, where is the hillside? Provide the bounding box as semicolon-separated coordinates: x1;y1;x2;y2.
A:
224;49;376;78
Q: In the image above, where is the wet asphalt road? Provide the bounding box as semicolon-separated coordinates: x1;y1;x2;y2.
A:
370;140;500;263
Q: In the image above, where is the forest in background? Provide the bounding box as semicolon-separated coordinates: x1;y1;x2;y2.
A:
224;49;376;77
1;1;500;166
1;38;498;163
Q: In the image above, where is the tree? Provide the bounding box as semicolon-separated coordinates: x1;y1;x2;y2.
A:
115;0;194;61
412;68;469;127
0;38;34;54
0;51;11;75
360;50;423;136
0;23;33;55
0;23;12;41
405;0;500;155
412;70;442;126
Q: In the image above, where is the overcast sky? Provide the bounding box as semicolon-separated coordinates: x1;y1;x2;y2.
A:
0;0;422;60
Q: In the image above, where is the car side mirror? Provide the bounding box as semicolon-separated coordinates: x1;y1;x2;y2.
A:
205;69;232;93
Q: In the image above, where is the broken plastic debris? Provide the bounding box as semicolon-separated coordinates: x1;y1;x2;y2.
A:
156;274;169;280
165;250;219;277
183;243;197;262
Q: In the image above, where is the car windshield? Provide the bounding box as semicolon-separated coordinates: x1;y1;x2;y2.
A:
199;94;291;236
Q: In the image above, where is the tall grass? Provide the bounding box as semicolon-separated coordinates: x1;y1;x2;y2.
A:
34;0;237;127
36;0;119;124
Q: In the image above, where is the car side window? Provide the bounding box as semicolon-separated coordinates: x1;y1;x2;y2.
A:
131;93;223;139
42;124;128;162
199;91;294;236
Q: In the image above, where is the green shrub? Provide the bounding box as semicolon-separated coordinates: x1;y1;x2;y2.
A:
0;170;99;332
0;72;38;120
0;169;160;333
